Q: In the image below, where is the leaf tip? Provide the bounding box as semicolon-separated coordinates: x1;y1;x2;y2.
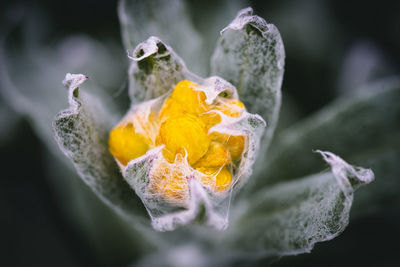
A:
62;73;88;90
220;6;272;38
315;150;374;190
128;36;170;62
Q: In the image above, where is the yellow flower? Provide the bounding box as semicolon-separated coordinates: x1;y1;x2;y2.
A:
108;80;246;205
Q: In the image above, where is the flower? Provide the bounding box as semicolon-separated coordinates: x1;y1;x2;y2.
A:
108;75;265;210
109;80;247;195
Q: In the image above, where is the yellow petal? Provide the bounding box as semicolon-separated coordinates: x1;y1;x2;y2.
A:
194;142;230;168
197;167;232;192
170;80;209;115
215;167;233;191
108;123;149;165
159;98;185;123
210;132;245;162
199;111;222;130
199;99;245;131
157;114;210;164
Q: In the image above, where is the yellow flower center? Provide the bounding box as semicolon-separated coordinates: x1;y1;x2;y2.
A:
108;80;246;204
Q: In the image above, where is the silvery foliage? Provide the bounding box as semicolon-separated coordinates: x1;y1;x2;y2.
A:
0;14;160;251
56;40;267;232
211;7;284;177
4;0;400;265
118;0;205;76
51;4;376;263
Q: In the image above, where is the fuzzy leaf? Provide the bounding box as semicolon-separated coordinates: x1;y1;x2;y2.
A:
0;34;125;155
118;0;205;75
53;74;149;225
227;151;373;255
128;37;190;103
253;78;400;188
44;154;156;262
211;7;285;160
351;148;400;218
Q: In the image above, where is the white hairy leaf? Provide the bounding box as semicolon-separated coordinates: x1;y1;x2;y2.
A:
226;151;373;256
0;34;125;155
256;78;400;187
211;7;285;175
53;74;150;226
128;37;189;103
118;0;205;75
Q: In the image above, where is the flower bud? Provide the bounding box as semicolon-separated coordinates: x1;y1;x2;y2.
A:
109;77;266;230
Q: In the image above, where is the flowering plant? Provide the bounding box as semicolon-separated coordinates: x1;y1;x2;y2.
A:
52;5;375;263
2;1;400;266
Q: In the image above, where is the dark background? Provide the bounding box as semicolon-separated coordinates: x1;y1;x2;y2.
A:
1;0;399;266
